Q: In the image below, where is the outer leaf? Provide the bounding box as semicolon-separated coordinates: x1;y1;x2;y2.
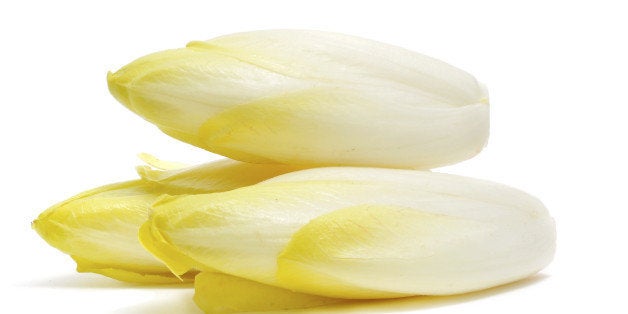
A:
108;30;489;169
193;272;342;313
141;168;555;296
278;204;551;298
136;155;302;193
73;256;197;283
198;88;487;167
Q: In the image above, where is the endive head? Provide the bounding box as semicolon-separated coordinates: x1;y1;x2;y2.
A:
108;30;489;169
140;167;555;298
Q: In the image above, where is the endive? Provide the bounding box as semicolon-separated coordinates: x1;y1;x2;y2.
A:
108;30;489;169
32;155;300;283
140;167;555;298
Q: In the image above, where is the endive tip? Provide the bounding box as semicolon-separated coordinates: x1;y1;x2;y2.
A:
30;218;41;233
30;218;47;236
31;197;77;244
107;71;129;107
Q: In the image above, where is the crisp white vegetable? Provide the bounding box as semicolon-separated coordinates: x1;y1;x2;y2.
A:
140;167;555;298
108;30;489;169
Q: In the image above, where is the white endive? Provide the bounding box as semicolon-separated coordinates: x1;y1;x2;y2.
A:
108;30;489;169
32;155;300;283
140;168;555;298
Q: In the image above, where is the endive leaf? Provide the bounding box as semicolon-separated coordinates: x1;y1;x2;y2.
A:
141;167;555;296
278;205;524;298
136;155;302;193
202;31;484;103
33;158;301;283
198;88;487;167
73;256;197;284
108;30;489;169
193;272;342;314
138;152;190;170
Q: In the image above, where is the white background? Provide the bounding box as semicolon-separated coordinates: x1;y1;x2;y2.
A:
2;0;627;313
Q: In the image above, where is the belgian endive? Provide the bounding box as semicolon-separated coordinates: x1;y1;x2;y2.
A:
32;155;300;283
108;30;489;169
140;167;555;298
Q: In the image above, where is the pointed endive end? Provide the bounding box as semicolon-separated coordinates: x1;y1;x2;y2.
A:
31;197;80;252
107;71;130;109
30;217;50;245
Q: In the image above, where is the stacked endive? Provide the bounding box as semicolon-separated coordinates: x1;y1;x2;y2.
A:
33;30;555;314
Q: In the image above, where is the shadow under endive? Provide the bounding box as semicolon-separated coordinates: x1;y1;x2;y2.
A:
21;272;193;290
113;290;202;314
297;274;549;314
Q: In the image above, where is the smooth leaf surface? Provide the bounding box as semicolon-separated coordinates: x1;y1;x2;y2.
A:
108;30;489;169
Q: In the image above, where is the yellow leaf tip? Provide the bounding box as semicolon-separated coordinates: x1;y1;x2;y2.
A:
107;70;129;106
